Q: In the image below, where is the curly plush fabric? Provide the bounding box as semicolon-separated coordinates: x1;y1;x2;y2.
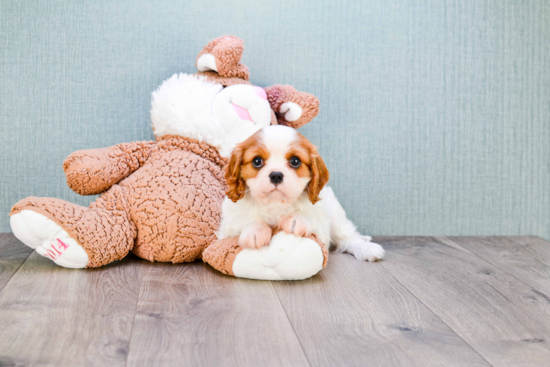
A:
265;85;320;128
64;141;156;195
194;71;251;87
11;135;228;268
11;190;136;268
309;233;329;268
202;237;242;276
196;35;250;80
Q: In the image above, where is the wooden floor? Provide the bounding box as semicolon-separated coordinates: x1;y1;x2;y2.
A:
1;234;550;366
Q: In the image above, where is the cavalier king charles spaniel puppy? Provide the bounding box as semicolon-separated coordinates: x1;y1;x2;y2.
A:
217;125;385;262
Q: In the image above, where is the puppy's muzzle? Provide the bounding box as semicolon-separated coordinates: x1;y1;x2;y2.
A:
269;172;284;185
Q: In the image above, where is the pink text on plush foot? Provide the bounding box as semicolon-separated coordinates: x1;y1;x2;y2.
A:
43;239;70;260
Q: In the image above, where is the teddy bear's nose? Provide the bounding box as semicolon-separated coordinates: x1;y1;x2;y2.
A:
253;86;267;100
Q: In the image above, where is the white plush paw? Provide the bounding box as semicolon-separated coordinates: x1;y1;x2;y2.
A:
350;240;385;262
279;102;302;122
11;210;88;268
232;232;325;280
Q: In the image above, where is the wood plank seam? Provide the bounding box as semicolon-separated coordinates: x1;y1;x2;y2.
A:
0;250;146;365
507;236;549;262
378;244;493;366
272;250;492;366
379;236;550;365
271;281;313;367
0;249;33;294
125;264;153;367
442;236;550;300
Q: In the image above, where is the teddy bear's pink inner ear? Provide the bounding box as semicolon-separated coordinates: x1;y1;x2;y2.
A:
253;86;267;100
232;104;253;122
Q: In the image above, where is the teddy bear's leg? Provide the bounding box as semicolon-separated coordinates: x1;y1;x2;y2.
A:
196;36;250;80
10;186;136;268
11;210;89;268
203;232;328;281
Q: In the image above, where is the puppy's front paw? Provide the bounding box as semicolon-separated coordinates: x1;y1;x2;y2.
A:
351;240;385;262
238;223;272;249
278;214;312;237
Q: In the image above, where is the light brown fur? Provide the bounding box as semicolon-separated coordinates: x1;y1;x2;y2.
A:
296;135;330;204
12;135;227;267
224;133;271;202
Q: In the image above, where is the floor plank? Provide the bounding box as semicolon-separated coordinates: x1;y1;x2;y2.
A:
0;233;32;292
3;235;550;366
447;236;550;298
0;249;147;367
378;236;550;367
272;253;489;367
126;261;309;367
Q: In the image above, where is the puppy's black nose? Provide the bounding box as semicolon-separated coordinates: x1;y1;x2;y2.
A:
269;172;284;185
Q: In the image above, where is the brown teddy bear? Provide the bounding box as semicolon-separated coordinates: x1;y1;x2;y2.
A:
10;36;328;280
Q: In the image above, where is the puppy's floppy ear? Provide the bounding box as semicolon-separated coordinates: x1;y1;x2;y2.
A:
307;150;329;204
225;145;247;202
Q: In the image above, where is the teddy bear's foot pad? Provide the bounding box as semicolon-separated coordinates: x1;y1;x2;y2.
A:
205;232;326;281
232;232;325;280
11;210;88;268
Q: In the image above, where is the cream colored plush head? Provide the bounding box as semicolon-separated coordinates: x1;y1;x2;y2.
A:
151;36;320;157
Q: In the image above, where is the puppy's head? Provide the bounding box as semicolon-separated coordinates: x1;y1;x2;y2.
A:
225;125;329;204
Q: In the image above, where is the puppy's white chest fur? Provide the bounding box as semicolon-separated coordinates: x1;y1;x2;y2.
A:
218;190;331;246
250;198;298;228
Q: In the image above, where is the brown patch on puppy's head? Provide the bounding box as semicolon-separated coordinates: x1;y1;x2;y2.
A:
288;133;329;204
225;131;269;202
226;126;328;205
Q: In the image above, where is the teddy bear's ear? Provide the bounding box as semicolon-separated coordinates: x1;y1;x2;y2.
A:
264;85;320;128
196;36;250;81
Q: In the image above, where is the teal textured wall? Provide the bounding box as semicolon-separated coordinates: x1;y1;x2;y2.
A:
1;0;549;238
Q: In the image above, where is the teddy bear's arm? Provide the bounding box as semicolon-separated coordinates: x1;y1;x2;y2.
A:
265;85;320;129
63;141;157;195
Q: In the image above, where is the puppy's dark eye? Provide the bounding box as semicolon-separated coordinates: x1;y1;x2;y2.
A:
289;156;301;168
252;156;264;168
